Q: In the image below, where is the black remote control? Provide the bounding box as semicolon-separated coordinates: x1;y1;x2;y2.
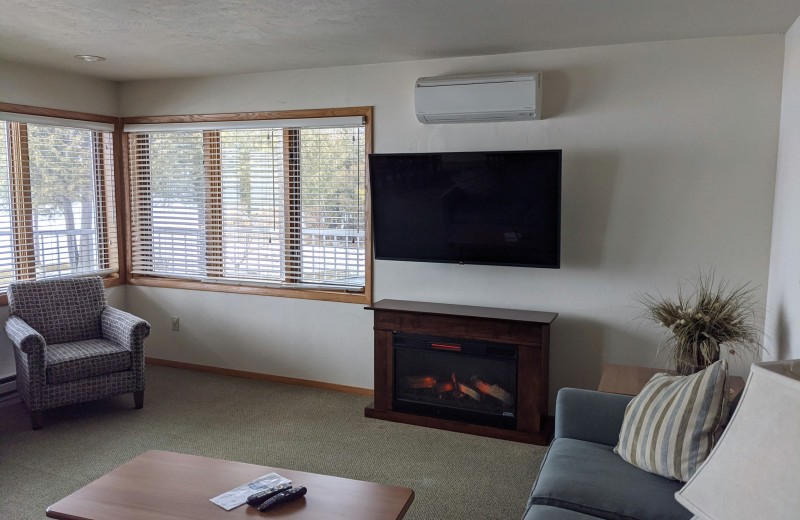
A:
257;485;307;511
246;483;293;507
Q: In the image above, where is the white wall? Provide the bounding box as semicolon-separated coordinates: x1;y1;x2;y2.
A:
0;61;119;378
120;34;784;403
0;59;119;116
765;17;800;361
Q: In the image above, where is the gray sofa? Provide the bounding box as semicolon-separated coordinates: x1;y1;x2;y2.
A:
522;388;692;520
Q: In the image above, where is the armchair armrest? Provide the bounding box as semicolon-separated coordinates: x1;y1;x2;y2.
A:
5;315;46;356
101;306;151;350
554;388;633;446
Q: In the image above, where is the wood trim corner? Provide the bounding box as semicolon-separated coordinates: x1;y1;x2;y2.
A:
7;122;35;280
115;121;130;282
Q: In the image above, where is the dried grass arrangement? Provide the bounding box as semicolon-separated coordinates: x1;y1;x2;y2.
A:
636;271;762;375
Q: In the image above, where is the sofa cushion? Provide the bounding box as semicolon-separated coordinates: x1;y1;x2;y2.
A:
524;504;605;520
528;438;691;520
555;388;633;446
614;360;729;482
46;339;131;384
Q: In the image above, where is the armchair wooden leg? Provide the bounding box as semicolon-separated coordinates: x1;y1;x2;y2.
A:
31;410;43;430
134;390;144;409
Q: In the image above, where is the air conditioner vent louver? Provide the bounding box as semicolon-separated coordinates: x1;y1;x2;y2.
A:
415;72;542;124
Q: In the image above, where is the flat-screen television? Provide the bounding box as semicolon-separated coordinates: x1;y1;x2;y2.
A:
369;150;561;268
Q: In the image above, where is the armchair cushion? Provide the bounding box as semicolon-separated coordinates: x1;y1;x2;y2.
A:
46;339;132;384
7;277;107;344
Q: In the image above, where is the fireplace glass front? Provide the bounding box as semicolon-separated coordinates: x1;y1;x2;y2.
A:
392;332;518;429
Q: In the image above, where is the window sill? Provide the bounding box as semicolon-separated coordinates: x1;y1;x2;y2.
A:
1;275;123;307
127;275;370;304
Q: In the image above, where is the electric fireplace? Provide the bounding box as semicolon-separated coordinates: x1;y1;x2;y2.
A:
393;333;518;428
365;299;557;445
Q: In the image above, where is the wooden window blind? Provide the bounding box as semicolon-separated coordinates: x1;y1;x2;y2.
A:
0;115;118;292
126;115;367;292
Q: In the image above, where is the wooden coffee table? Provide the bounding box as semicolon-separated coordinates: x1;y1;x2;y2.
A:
46;450;414;519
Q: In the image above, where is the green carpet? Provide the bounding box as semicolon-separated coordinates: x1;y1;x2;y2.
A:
0;366;546;519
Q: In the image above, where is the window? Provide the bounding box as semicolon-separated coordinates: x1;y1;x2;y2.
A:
125;108;371;302
0;112;118;294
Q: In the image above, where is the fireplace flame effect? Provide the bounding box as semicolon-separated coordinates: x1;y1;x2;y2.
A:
402;374;513;406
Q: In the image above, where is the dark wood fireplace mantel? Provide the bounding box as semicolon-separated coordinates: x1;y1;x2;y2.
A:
365;299;557;445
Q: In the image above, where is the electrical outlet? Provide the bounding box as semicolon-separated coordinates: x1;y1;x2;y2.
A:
171;317;180;331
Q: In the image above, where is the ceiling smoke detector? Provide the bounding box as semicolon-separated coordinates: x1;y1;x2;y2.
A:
74;55;106;62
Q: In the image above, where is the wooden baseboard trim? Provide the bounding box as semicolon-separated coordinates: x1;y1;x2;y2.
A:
145;357;374;397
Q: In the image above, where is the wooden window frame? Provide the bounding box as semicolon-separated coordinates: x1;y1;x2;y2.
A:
0;102;125;306
8;121;35;281
122;106;373;305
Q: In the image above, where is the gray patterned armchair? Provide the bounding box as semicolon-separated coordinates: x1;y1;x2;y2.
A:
5;276;150;429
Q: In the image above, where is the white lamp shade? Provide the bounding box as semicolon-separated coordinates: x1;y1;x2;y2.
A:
675;359;800;520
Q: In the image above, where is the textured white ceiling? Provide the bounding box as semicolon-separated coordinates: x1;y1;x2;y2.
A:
1;0;799;81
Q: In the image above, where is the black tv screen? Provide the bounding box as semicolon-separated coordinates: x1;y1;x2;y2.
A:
369;150;561;268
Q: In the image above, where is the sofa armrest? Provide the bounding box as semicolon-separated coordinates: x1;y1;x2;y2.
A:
101;306;151;356
554;388;633;446
5;316;47;406
102;307;151;380
5;315;46;356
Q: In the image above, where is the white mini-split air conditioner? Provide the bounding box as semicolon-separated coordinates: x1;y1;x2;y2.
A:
414;72;542;124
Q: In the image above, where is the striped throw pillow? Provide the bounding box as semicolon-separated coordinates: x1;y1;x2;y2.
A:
613;360;729;482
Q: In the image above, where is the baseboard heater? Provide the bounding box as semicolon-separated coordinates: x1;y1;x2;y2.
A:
0;375;18;401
